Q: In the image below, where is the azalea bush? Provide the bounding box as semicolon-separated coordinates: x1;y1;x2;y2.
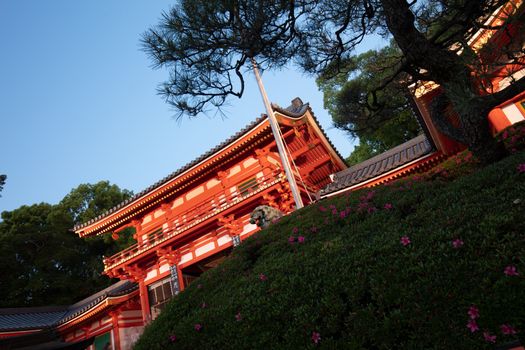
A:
418;149;479;181
135;151;525;350
498;120;525;153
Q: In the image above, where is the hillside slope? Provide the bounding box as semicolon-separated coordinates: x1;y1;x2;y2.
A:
135;151;525;350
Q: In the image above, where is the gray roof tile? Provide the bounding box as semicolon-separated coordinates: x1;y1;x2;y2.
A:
320;134;434;196
0;281;137;332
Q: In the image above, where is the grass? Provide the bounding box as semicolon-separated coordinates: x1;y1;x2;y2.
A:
134;150;525;350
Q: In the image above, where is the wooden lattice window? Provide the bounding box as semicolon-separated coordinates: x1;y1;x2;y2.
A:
148;276;174;320
147;227;163;245
238;177;258;196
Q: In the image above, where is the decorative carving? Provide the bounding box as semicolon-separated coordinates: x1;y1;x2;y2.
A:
218;214;243;237
262;193;278;208
217;170;230;187
156;246;181;265
123;264;146;282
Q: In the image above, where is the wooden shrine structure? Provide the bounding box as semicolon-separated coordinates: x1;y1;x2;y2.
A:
1;1;524;348
0;97;349;350
321;0;525;198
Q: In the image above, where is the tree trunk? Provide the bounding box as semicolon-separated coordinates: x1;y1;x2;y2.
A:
458;108;507;164
381;0;508;165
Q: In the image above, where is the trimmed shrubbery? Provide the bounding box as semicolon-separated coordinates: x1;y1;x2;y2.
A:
135;150;525;349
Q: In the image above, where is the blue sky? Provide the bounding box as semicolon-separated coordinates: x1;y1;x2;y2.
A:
0;1;386;214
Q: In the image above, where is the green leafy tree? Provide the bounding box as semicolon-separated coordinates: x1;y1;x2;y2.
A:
142;0;525;164
317;44;421;165
0;181;133;307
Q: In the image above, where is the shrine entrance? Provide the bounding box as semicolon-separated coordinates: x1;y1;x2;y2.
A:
181;248;232;287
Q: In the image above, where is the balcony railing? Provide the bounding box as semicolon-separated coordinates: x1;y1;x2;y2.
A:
103;170;285;271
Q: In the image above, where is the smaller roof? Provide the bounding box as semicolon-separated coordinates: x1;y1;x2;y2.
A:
320;134;434;197
0;307;67;333
0;281;137;332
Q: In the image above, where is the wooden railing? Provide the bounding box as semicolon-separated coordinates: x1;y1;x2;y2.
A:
103;170;284;271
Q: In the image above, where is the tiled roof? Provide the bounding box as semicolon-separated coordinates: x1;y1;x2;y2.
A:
0;281;137;332
74;97;345;232
272;97;346;164
0;307;67;332
319;134;434;197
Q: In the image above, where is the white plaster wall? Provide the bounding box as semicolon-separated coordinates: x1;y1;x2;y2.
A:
145;269;158;282
119;326;144;350
180;252;193;265
186;186;204;200
502;103;525;124
195;242;215;257
159;263;170;274
217;235;232;246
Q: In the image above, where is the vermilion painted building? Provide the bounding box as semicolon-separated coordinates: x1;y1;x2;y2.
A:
0;98;347;349
73;98;345;330
1;2;524;348
413;0;525;152
0;281;142;349
321;0;525;198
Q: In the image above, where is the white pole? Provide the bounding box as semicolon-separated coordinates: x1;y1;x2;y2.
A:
250;58;304;209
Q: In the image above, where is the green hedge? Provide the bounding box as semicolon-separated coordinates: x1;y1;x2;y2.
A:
134;151;525;349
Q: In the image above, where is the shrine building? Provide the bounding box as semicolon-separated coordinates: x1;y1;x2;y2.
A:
0;1;524;348
0;98;347;350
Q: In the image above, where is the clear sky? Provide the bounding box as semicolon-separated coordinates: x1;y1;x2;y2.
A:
0;1;386;214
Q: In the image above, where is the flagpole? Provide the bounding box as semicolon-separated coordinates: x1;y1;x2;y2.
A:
250;58;304;209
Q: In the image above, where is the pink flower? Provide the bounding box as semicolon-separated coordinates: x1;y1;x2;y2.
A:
318;206;327;212
235;312;242;321
194;323;202;331
367;206;377;214
384;203;393;210
311;331;321;344
400;236;411;246
452;239;464;249
500;324;517;335
340;211;346;219
310;226;318;233
504;265;519;276
332;209;338;216
197;284;203;289
502;130;509;139
288;236;295;244
259;273;267;281
201;302;207;308
518;163;525;173
169;334;177;342
358;202;368;211
467;319;479;333
483;331;496;343
468;305;479;319
292;227;299;234
297;236;305;243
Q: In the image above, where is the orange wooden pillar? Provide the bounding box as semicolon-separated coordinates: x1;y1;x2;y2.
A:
109;310;121;350
138;281;151;325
